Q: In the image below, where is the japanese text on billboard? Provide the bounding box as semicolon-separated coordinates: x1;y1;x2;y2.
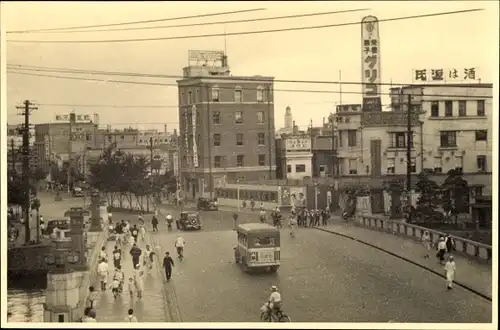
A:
413;68;477;82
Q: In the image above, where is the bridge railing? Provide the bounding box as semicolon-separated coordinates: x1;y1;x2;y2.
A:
355;215;492;263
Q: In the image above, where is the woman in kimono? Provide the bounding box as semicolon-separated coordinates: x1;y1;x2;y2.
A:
444;255;456;290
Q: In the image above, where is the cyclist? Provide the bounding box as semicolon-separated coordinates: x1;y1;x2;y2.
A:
267;285;282;318
165;213;173;230
174;235;186;258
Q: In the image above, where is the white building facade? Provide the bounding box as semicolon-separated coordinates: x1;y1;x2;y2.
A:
282;134;313;180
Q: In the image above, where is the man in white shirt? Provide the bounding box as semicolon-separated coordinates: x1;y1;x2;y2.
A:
437;237;447;264
97;259;109;291
174;236;186;257
268;286;282;314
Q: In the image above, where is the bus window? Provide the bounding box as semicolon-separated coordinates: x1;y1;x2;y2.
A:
254;236;275;247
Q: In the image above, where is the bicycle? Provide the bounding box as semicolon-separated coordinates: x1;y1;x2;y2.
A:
260;304;291;322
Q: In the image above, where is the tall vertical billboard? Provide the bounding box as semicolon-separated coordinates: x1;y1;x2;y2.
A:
361;16;382;112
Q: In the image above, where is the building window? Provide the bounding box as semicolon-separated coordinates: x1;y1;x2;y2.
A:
180;92;185;105
410;159;416;173
108;135;112;142
475;130;487;141
258;154;266;166
444;101;453;117
236;133;244;146
347;130;357;147
389;132;406;148
188;91;193;104
213;134;221;147
287;165;292;173
214;156;221;168
195;89;200;103
458;101;467;116
212;87;220;102
257;86;264;103
212;111;221;124
257;133;265;145
434;157;442;173
236;155;244;167
474;186;483;197
295;164;306;173
477;155;487;172
440;131;457;148
86;134;91;141
338;132;343;148
348;159;357;175
387;158;395;174
235;111;243;124
477;100;485;116
319;165;327;174
234;87;242;103
196;111;200;125
430;101;439;117
257;111;264;124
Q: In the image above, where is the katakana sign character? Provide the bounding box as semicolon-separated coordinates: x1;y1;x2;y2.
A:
464;68;476;80
364;55;377;69
414;69;427;81
449;69;458;79
364;69;378;83
365;83;378;96
431;69;444;81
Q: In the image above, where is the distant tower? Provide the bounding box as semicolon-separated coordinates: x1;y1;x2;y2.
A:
284;106;293;129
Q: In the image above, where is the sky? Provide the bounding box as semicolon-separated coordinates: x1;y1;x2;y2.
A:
2;1;498;132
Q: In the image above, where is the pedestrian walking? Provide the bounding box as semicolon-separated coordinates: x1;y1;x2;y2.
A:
322;209;329;226
112;245;122;269
445;234;455;256
134;267;144;299
99;247;108;262
97;259;109;291
127;277;135;298
125;308;138;322
421;231;431;258
152;215;159;232
162;252;175;282
129;244;142;268
139;225;146;242
87;286;99;308
143;245;155;271
288;213;297;238
436;237;447;264
131;225;139;243
444;255;456;290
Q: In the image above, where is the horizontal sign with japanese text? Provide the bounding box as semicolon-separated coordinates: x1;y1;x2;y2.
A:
55;114;92;122
285;137;311;151
413;68;479;82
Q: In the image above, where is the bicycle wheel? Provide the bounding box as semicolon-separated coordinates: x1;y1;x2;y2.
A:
279;314;291;322
260;312;271;322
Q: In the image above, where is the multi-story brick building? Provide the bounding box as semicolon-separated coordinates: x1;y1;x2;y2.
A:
177;53;276;199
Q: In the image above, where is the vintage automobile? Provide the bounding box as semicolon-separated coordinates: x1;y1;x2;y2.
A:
234;223;281;273
197;197;219;211
178;211;202;231
71;187;84;197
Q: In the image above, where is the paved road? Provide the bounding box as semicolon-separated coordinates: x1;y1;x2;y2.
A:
143;210;492;323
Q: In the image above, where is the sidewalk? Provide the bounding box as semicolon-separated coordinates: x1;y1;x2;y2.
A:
316;222;492;299
91;235;168;322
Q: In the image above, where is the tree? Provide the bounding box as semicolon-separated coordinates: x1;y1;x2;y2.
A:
31;167;48;182
414;171;442;226
89;148;151;209
442;167;470;226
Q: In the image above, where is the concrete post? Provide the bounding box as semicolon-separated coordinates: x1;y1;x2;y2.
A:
89;190;102;232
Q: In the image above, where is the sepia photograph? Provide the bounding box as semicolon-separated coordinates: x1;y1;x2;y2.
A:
1;1;497;327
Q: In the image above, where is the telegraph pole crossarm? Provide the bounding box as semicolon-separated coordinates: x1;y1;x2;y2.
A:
16;100;38;244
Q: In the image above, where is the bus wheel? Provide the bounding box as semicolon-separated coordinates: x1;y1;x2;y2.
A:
269;266;279;273
241;257;249;272
234;249;240;264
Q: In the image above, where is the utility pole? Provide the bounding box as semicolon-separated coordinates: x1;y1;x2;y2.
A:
16;100;37;244
67;112;75;194
149;137;154;174
10;138;15;172
406;93;413;209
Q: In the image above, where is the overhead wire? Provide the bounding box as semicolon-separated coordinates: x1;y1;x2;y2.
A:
6;8;266;33
7;9;483;43
8;9;369;34
7;69;492;99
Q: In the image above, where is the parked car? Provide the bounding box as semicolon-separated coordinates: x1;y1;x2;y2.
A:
197;197;218;211
72;187;84;197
